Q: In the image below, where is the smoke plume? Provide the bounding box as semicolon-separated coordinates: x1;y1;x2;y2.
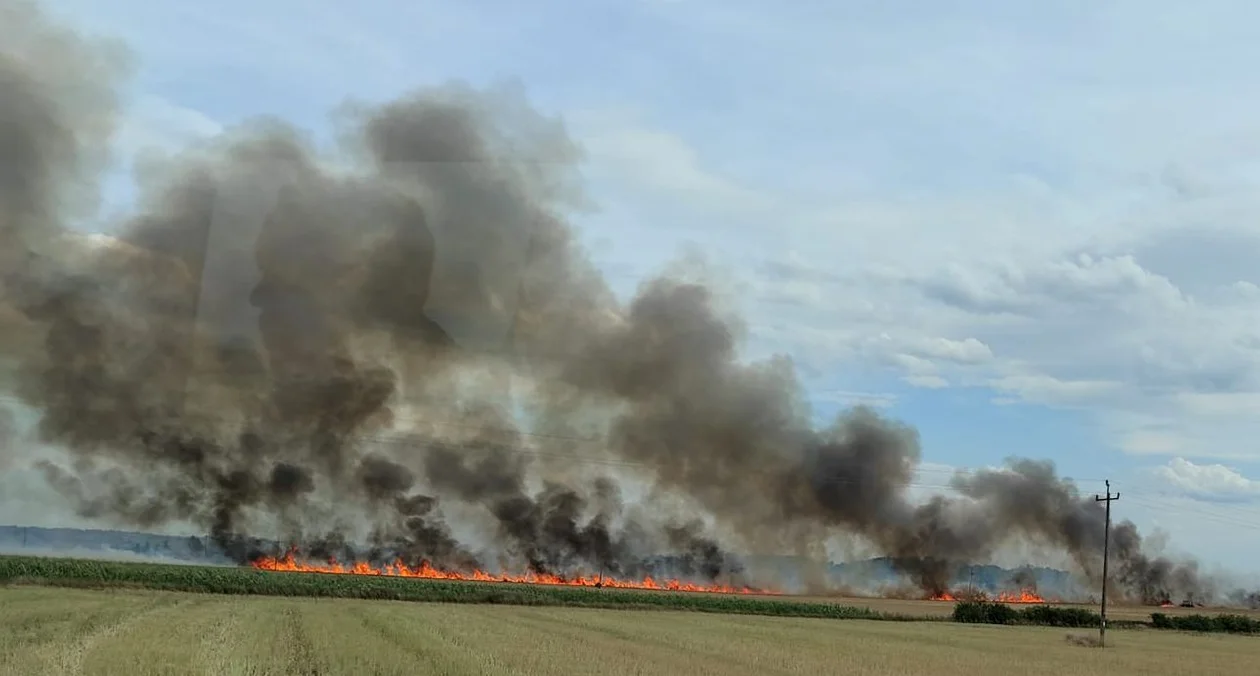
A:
0;0;1223;603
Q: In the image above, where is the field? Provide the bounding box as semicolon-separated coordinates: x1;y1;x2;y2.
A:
2;586;1257;676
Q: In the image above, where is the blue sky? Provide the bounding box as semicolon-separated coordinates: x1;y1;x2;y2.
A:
11;0;1260;575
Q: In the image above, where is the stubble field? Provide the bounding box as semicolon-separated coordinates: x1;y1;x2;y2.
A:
2;586;1257;676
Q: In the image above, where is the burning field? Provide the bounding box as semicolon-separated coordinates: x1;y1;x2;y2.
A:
0;0;1250;608
250;550;772;595
931;590;1048;604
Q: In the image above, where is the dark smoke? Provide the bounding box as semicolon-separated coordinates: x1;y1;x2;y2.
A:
0;0;1238;602
1009;568;1038;592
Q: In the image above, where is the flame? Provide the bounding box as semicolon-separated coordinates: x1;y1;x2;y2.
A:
993;589;1047;604
930;588;1047;604
250;551;777;595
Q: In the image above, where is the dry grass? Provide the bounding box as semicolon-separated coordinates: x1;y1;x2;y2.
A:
1065;633;1105;648
2;586;1257;676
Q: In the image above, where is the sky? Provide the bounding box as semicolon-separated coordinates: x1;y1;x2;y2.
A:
12;0;1260;575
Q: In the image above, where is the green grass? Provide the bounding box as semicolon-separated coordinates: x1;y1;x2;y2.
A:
0;555;906;622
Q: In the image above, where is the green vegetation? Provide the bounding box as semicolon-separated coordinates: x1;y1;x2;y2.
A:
0;555;901;621
1150;612;1260;634
6;586;1260;676
953;600;1020;624
953;601;1108;628
1017;604;1103;628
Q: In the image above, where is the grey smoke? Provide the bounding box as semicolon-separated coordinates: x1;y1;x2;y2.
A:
0;0;1230;603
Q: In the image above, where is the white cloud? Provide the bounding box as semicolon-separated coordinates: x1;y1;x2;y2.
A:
1154;458;1260;502
988;374;1123;407
811;389;897;410
1120;430;1191;457
908;337;993;364
1175;392;1260;417
904;375;949;389
569;109;770;217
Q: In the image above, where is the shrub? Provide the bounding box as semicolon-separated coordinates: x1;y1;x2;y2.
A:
1211;614;1260;634
1173;614;1217;633
1018;605;1099;628
953;601;1017;625
1149;612;1260;634
955;602;1101;628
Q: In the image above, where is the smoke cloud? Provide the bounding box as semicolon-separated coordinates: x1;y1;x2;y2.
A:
0;0;1224;603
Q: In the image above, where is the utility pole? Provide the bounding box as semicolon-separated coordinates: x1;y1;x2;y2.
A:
1094;480;1120;647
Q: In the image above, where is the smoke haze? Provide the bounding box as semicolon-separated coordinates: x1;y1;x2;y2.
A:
0;0;1224;604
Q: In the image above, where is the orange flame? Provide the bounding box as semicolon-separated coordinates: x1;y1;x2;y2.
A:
930;588;1047;603
250;551;777;595
993;589;1047;604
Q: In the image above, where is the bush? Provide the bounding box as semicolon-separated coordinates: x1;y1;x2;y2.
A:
1148;612;1260;634
1212;614;1260;634
953;601;1018;625
955;602;1101;628
1018;605;1100;628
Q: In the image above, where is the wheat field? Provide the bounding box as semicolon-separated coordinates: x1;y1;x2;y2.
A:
2;586;1256;676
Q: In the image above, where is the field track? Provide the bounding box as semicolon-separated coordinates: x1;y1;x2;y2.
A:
3;586;1258;676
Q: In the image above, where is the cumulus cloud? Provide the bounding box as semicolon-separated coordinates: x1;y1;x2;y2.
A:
1155;458;1260;503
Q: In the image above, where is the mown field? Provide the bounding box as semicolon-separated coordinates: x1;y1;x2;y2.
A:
2;586;1257;676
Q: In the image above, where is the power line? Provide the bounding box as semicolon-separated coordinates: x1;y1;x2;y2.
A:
1123;495;1260;531
1094;480;1120;648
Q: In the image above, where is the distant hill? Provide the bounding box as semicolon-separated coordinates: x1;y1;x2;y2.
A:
0;525;1083;596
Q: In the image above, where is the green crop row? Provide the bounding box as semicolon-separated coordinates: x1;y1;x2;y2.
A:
0;555;904;621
